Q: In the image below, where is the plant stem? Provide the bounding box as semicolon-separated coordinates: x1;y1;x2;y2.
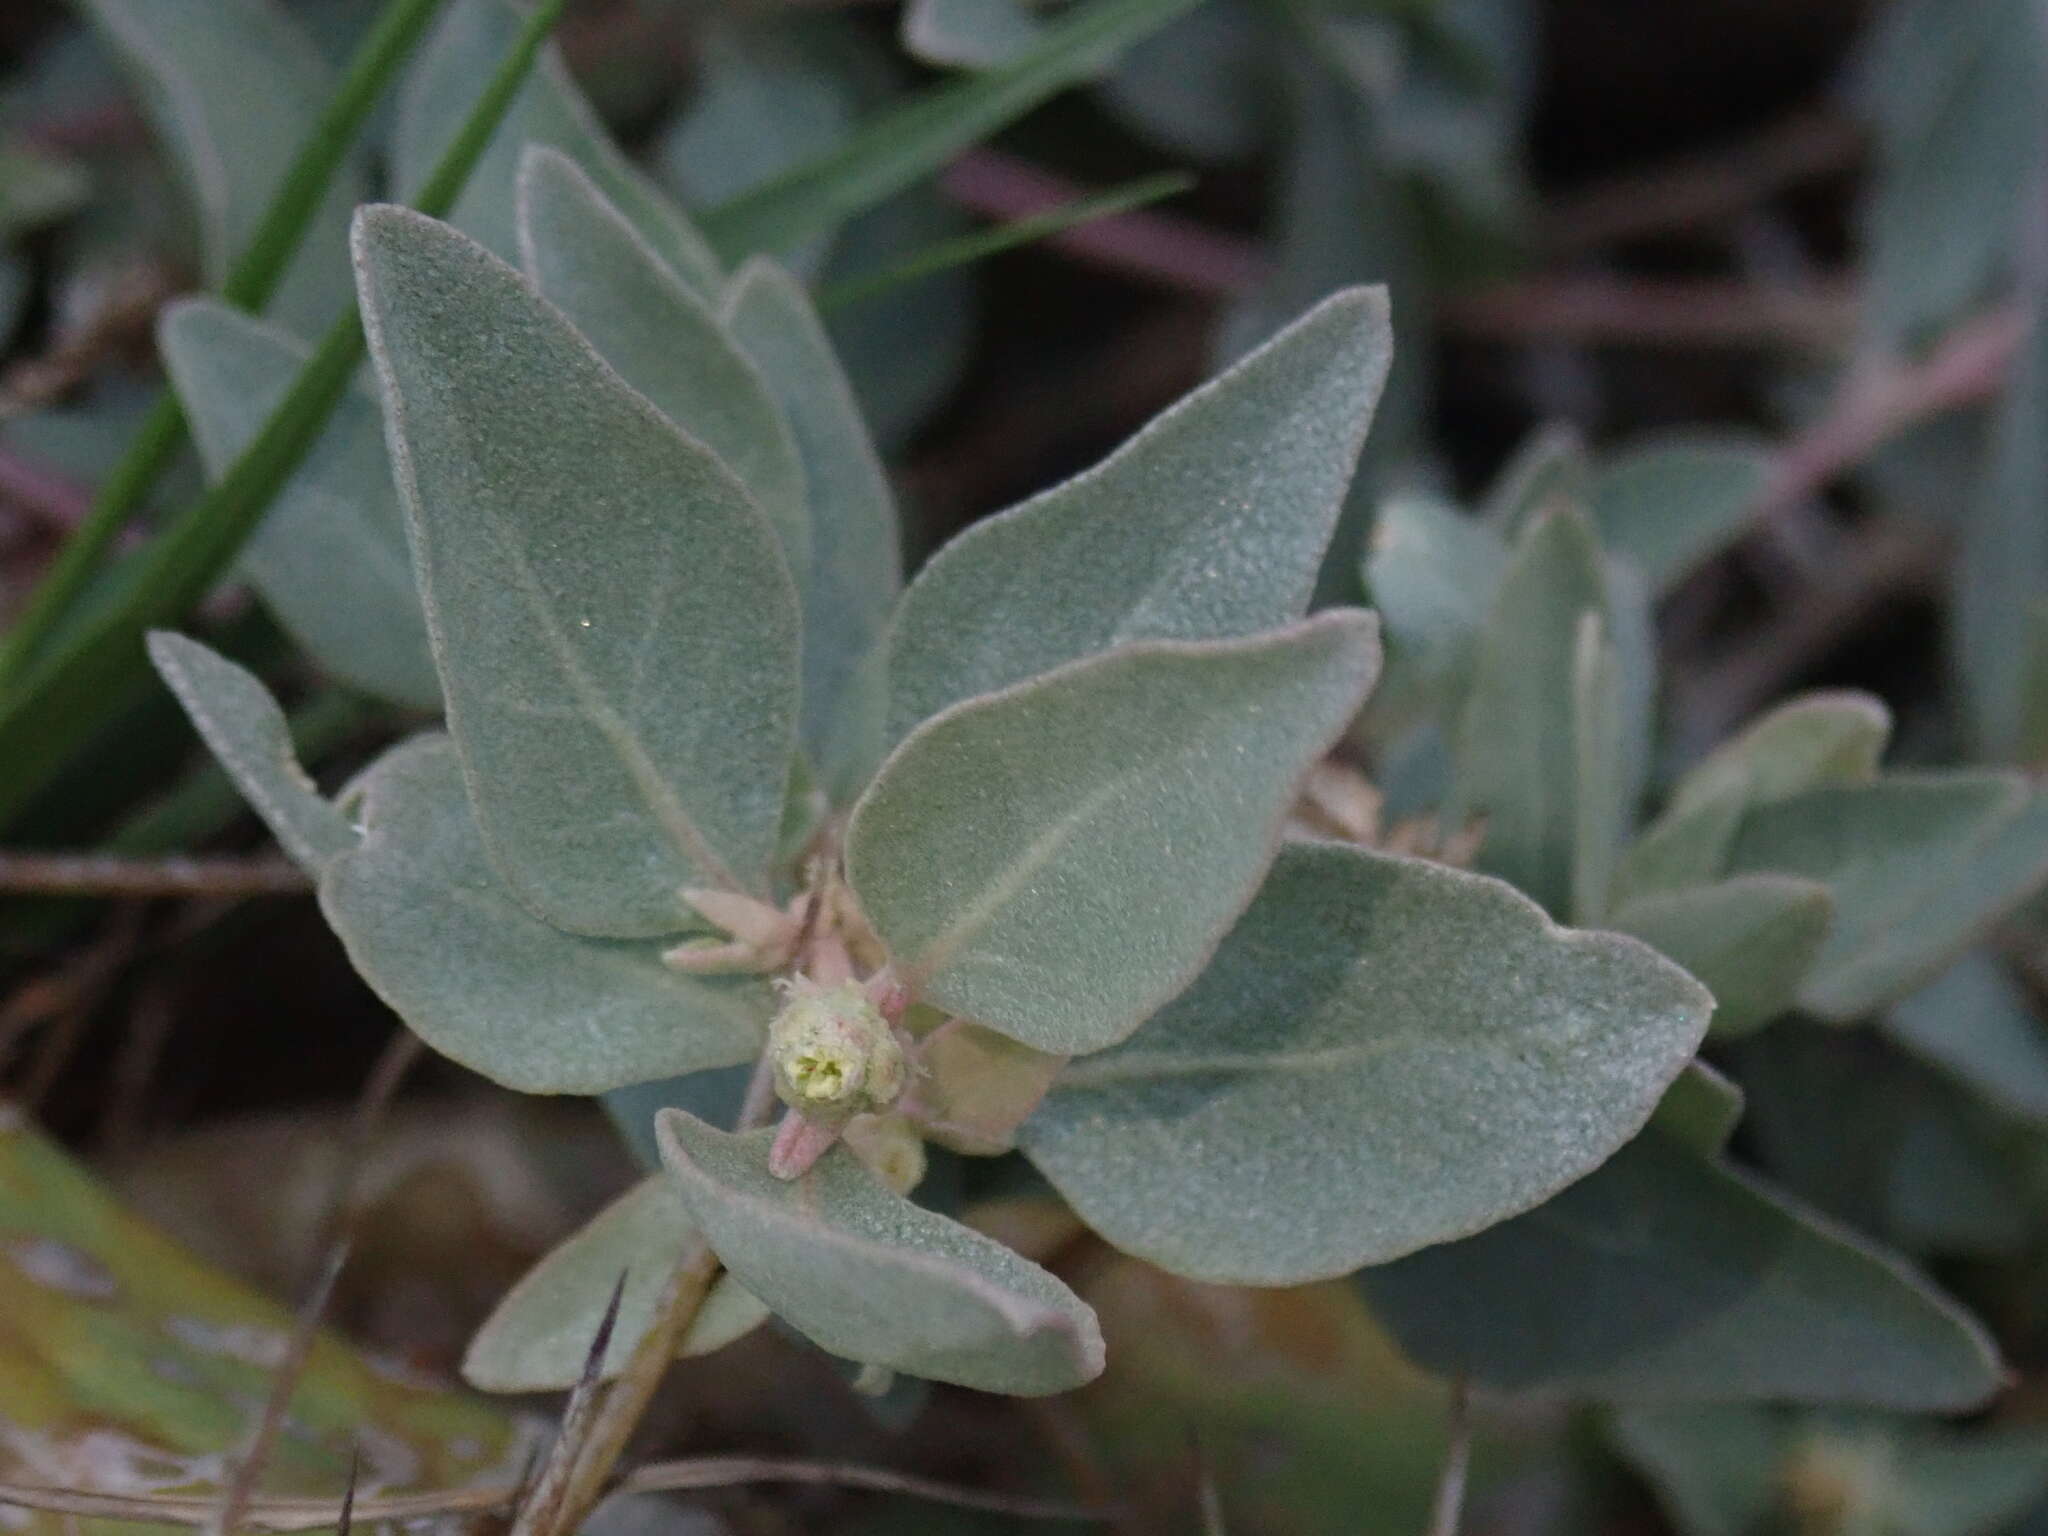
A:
206;1242;351;1536
542;1051;779;1536
544;1240;723;1536
622;1456;1110;1522
0;0;451;685
0;850;309;896
1426;1378;1472;1536
512;1277;631;1536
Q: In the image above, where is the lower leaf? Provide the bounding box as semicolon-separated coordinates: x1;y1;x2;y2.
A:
320;736;766;1094
1021;842;1710;1285
1358;1127;2002;1410
657;1110;1104;1395
1609;874;1835;1040
463;1174;768;1392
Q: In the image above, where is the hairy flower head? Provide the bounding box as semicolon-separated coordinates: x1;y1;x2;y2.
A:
768;976;906;1118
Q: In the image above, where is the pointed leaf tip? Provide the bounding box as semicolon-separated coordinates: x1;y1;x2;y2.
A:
881;287;1393;745
848;611;1382;1054
352;203;802;938
148;630;355;877
1023;841;1712;1283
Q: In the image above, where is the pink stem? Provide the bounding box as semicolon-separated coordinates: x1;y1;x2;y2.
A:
937;149;1265;299
768;1110;841;1180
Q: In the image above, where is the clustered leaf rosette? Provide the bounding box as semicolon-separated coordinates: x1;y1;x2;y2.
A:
150;63;2048;1410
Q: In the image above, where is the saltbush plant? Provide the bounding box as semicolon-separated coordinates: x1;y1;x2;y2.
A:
152;91;2048;1518
5;0;2048;1529
155;163;1719;1389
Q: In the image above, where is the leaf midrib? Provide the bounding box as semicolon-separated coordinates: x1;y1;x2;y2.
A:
484;513;751;897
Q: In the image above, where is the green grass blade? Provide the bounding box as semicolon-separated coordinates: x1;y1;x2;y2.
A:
0;0;569;830
817;169;1194;312
221;0;451;312
0;394;186;683
0;0;451;686
697;0;1200;262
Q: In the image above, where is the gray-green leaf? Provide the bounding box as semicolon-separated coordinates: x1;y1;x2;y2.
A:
353;205;802;937
1590;433;1770;593
463;1174;768;1392
78;0;366;334
1610;876;1836;1040
1857;0;2047;346
1653;1062;1747;1157
157;299;438;709
1100;0;1266;164
515;147;810;594
660;16;868;270
320;737;765;1094
0;141;89;242
1883;952;2048;1123
1020;841;1710;1284
1672;691;1894;820
657;1111;1103;1395
1612;1405;2048;1536
1604;1404;1783;1536
1360;1128;2003;1409
1450;502;1613;917
1481;421;1590;540
847;612;1381;1054
722;257;902;773
1615;691;1891;904
1359;490;1507;737
392;0;721;294
1724;774;2048;1019
1957;278;2048;760
1732;1021;2026;1259
147;631;355;877
902;0;1052;70
881;287;1391;745
1572;610;1627;924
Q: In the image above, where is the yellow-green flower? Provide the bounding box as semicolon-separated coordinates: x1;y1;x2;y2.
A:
767;976;907;1119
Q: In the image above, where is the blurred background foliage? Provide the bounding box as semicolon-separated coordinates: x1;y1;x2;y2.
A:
1;0;2047;1532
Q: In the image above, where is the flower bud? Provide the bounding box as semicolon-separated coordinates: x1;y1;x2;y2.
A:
767;977;907;1120
841;1112;927;1196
